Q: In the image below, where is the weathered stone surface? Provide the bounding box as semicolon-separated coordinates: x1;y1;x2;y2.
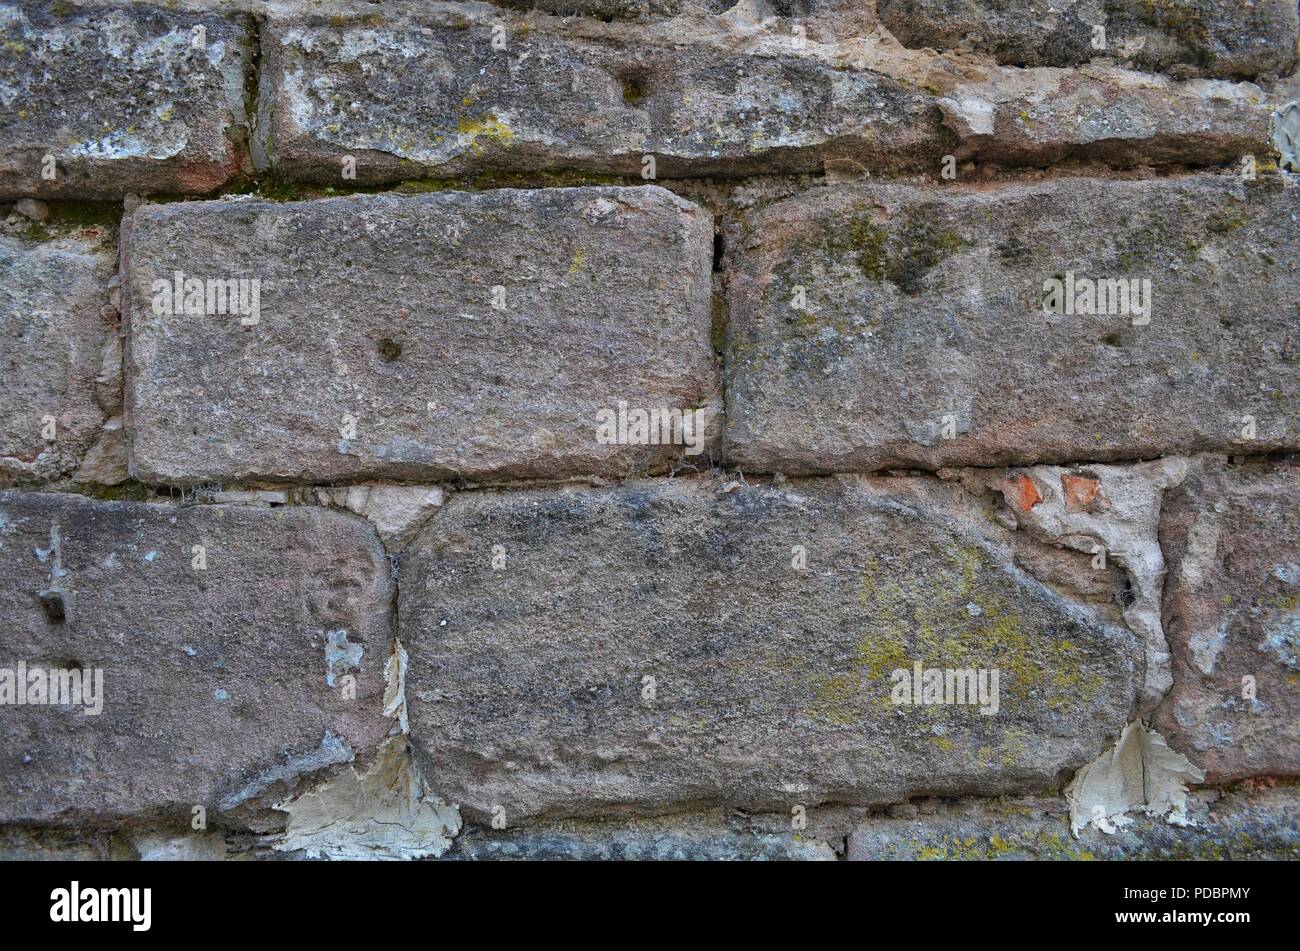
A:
1154;458;1300;782
0;2;254;199
449;816;837;860
254;10;1274;178
73;416;130;486
315;484;446;548
14;198;47;222
488;0;872;35
402;476;1139;821
0;492;393;826
724;176;1300;474
253;12;947;182
1104;1;1299;80
0;825;114;860
880;0;1100;68
1;235;115;485
488;0;739;17
939;67;1273;167
879;0;1299;80
210;489;289;506
131;830;232;861
957;458;1190;711
847;783;1300;859
124;186;717;484
0;825;252;861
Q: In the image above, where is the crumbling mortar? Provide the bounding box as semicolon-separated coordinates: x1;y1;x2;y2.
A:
9;165;1284;219
15;448;1298;505
7;776;1296;858
243;9;266;163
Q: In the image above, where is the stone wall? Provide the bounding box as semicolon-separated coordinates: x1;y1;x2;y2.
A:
1;0;1298;860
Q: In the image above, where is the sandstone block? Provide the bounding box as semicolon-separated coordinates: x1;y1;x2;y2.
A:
254;12;945;182
124;186;717;484
879;0;1298;79
0;492;393;826
0;235;115;485
0;2;253;199
724;176;1299;473
939;68;1274;167
1154;458;1300;781
401;477;1138;821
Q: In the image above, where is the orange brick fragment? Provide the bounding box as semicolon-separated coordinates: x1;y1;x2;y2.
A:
1006;475;1043;511
1061;474;1101;508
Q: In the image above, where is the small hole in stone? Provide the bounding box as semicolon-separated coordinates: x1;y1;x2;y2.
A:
38;589;67;624
1102;332;1123;347
621;74;649;106
1116;573;1136;608
377;338;402;362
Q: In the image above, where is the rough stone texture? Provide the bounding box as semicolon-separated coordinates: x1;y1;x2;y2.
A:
252;8;1279;179
487;0;876;38
880;0;1103;69
0;824;252;860
14;198;47;222
314;484;446;549
0;234;115;485
939;67;1274;167
1154;458;1300;782
489;0;741;17
847;783;1300;859
253;12;949;183
449;817;838;860
0;826;116;860
74;416;130;486
2;0;1296;864
210;489;289;505
0;492;393;827
879;0;1299;80
124;186;717;485
725;176;1300;475
402;476;1139;822
0;2;254;199
131;831;232;861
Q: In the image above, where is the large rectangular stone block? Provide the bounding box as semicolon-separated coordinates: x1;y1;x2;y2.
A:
401;477;1139;821
253;12;946;183
123;186;717;485
0;492;393;826
1154;458;1300;781
879;0;1299;79
253;10;1272;181
0;2;254;199
724;176;1300;474
0;234;115;485
938;69;1274;168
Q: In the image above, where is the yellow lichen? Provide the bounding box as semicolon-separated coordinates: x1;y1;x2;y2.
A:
457;115;515;151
